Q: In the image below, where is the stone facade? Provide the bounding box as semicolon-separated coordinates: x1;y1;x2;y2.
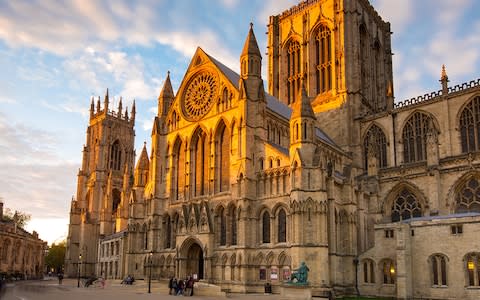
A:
0;202;46;279
65;0;480;299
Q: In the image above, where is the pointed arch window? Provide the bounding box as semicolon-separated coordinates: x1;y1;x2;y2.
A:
359;25;371;110
220;208;227;246
110;140;122;170
431;254;447;286
460;96;480;153
215;122;230;193
192;129;208;197
363;124;388;170
262;211;271;243
165;216;172;249
315;25;332;94
278;209;286;243
231;209;237;246
143;224;148;250
391;189;423;222
455;177;480;213
286;40;301;105
403;112;433;163
172;139;185;201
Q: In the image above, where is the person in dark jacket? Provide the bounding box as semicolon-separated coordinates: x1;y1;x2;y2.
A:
168;277;174;295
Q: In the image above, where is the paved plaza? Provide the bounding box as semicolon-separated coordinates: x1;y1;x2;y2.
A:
1;278;281;300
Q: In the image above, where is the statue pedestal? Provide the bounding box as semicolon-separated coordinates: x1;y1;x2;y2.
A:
280;284;312;300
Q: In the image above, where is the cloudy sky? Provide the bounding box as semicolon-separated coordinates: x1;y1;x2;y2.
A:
0;0;478;245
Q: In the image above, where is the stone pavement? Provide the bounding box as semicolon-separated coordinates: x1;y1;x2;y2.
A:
2;277;281;300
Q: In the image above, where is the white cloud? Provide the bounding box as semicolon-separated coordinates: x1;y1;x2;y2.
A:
0;96;16;104
0;112;78;244
373;0;415;32
433;0;472;24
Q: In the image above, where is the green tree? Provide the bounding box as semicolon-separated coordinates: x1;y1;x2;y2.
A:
2;208;31;228
45;241;66;273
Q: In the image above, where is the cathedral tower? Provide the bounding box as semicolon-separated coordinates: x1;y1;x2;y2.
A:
65;90;135;277
267;0;394;156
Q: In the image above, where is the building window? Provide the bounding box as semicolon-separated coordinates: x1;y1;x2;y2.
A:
192;129;207;197
455;177;480;213
382;259;395;284
231;209;237;246
314;25;332;94
391;189;423;222
143;225;148;249
278;209;287;243
363;259;375;283
431;254;447;286
220;208;226;246
451;224;463;235
465;253;480;286
110;140;122;170
165;216;171;248
215;122;230;193
286;40;301;104
363;124;388;170
402;112;434;163
385;229;394;238
172;138;185;201
460;96;480;153
262;211;271;243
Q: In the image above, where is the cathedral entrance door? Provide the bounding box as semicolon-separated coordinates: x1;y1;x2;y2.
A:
186;243;204;279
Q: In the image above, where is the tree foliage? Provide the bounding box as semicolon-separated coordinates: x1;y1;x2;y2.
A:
45;241;66;273
2;208;31;228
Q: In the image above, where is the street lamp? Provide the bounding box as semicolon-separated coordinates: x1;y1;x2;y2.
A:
77;254;82;288
148;251;153;293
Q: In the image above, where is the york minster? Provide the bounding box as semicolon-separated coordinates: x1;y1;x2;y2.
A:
65;0;480;299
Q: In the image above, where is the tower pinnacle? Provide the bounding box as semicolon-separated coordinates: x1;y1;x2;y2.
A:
158;71;174;116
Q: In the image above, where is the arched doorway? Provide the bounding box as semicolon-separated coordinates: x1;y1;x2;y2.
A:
186;243;204;279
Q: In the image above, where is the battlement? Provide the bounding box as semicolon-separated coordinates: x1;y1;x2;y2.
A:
394;78;480;110
88;89;136;125
275;0;388;29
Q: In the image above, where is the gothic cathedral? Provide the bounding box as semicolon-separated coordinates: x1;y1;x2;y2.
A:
65;1;480;299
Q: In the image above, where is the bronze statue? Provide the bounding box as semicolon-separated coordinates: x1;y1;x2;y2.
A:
288;261;309;285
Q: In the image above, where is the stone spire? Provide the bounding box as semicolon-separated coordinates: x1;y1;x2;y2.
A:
240;23;262;79
158;71;174;116
440;64;449;95
134;142;149;187
117;97;123;118
131;100;136;124
135;142;150;171
89;97;95;119
104;88;109;113
291;83;315;120
241;22;261;58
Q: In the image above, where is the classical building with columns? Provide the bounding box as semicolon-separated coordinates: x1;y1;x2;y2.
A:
66;0;480;298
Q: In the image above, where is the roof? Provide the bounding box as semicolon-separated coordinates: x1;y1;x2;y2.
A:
291;84;315;119
206;51;293;121
241;23;261;58
315;127;338;148
402;212;480;223
135;143;149;170
158;71;174;100
266;141;289;156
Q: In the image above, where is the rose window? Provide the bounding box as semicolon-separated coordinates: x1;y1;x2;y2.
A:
182;72;218;120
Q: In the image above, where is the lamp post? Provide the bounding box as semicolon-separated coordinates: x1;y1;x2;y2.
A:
148;251;153;293
77;254;82;288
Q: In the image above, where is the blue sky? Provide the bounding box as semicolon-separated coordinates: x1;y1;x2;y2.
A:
0;0;478;245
